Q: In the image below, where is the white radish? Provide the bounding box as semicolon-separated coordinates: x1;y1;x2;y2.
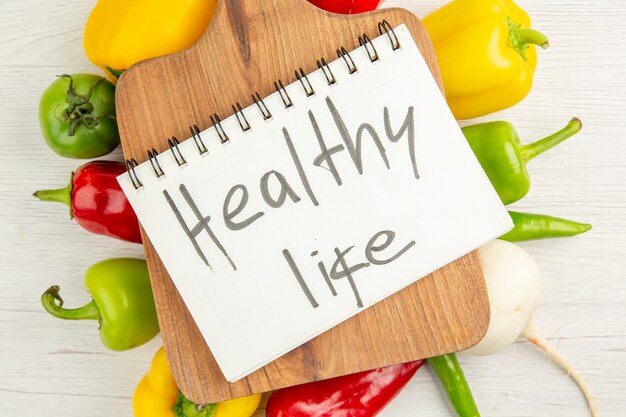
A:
464;240;599;417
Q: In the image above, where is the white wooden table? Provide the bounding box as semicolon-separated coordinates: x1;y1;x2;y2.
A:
1;0;625;416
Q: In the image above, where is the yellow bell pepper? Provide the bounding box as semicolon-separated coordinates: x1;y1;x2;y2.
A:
84;0;217;80
133;347;262;417
423;0;549;120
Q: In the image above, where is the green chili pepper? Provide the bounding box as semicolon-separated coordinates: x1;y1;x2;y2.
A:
427;354;480;417
462;118;582;205
41;258;159;351
501;210;592;242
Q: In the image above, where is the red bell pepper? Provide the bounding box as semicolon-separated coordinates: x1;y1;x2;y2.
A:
266;360;423;417
33;161;141;244
307;0;382;14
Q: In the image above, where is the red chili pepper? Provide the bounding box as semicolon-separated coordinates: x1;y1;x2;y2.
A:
33;161;141;244
307;0;382;14
266;360;423;417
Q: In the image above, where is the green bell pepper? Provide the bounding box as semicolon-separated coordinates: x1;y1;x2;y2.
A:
462;118;582;205
41;258;159;351
39;74;119;158
501;210;592;242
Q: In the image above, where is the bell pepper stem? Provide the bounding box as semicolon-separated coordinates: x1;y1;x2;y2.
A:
41;285;101;321
521;118;582;163
510;27;549;49
507;17;549;60
105;66;124;79
427;354;481;417
33;172;73;219
172;392;216;417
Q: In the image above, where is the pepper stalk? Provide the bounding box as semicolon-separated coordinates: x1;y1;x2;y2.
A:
520;118;582;162
41;285;101;322
33;172;74;218
172;393;217;417
55;74;115;136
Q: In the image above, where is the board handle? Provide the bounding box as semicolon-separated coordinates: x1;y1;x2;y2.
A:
124;20;400;189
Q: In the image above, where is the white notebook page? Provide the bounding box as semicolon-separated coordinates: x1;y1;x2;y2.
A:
118;24;512;382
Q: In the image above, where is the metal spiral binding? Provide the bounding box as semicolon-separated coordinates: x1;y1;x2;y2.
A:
126;19;399;187
359;34;379;62
336;46;358;74
190;124;208;155
232;102;251;132
126;158;143;189
210;114;229;143
378;20;400;50
295;68;315;97
274;80;293;108
317;57;336;85
168;137;187;166
252;92;272;120
147;148;165;178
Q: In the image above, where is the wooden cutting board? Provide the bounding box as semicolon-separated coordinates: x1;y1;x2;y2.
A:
115;0;490;404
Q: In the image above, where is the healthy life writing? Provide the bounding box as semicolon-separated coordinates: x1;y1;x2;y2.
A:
163;96;419;309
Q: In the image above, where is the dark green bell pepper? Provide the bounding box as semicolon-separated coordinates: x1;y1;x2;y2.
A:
501;210;592;242
462;118;582;205
41;258;159;351
39;74;119;158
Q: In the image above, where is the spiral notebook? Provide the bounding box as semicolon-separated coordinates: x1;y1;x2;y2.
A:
118;24;511;382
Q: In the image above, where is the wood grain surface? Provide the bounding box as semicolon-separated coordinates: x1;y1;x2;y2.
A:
1;0;625;416
115;0;489;403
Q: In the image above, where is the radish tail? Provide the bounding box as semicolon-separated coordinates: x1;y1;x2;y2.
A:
521;322;599;417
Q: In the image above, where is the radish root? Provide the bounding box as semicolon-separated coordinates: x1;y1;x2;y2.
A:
521;322;599;417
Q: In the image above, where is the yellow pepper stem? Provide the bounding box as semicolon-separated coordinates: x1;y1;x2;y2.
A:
172;392;216;417
105;66;124;79
511;27;549;49
507;17;549;60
